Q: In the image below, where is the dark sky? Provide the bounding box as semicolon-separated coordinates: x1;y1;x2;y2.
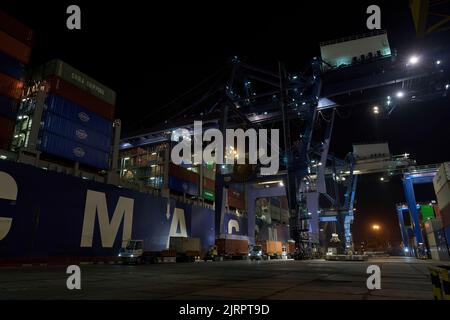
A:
2;0;449;244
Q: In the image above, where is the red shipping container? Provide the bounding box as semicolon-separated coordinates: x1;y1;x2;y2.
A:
228;188;244;200
168;163;199;184
203;177;215;190
0;115;15;149
216;239;248;256
0;72;23;100
0;10;34;46
44;76;115;120
0;31;31;64
228;196;245;210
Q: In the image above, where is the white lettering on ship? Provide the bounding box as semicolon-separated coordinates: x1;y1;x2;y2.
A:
80;190;134;248
0;172;18;240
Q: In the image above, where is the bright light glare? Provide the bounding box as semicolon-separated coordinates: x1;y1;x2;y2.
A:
408;55;419;65
380;177;384;181
436;60;441;65
372;224;380;231
372;106;379;114
396;91;405;98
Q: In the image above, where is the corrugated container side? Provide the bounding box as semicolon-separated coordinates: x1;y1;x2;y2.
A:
433;162;450;194
39;131;110;169
0;72;23;100
424;218;442;234
42;112;111;152
216;238;248;256
441;205;450;227
203;177;215;190
0;95;18;119
0;10;34;46
34;59;116;106
169;237;201;253
0;51;25;80
436;183;450;212
45;94;112;137
203;167;215;180
0;30;31;64
45;76;115;120
0;115;14;149
168;176;199;196
427;231;437;246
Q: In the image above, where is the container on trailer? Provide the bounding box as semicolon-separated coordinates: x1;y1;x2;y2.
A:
0;95;18;119
0;31;31;64
0;72;23;100
44;76;115;120
169;237;201;256
259;240;283;256
45;94;113;137
0;10;34;46
216;238;248;257
41;112;111;152
39;131;110;169
228;197;245;210
0;51;25;80
34;59;116;106
441;206;450;227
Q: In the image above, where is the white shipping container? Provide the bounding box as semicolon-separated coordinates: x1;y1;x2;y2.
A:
429;246;440;260
433;162;450;194
320;31;391;71
427;232;437;246
436;182;450;211
424;218;443;235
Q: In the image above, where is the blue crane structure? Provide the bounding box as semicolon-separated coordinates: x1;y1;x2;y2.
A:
120;29;449;257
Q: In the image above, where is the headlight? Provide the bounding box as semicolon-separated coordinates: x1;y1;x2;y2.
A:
258;251;262;256
118;253;122;257
248;253;251;256
131;254;134;258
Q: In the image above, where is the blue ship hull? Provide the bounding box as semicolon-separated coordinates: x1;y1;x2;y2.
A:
0;160;251;261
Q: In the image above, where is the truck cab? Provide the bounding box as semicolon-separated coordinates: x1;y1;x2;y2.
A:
119;240;144;264
248;245;263;260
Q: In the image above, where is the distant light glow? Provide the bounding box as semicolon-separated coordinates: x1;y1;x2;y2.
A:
380;177;384;181
436;60;441;65
372;106;380;114
372;224;380;231
396;91;405;98
408;55;419;65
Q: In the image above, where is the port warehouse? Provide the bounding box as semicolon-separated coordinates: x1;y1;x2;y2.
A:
0;10;450;263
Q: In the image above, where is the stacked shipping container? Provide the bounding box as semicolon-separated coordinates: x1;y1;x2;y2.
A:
22;60;116;169
432;163;450;260
0;10;33;149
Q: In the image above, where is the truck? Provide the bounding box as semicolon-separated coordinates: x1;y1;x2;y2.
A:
118;237;201;264
258;240;283;259
216;238;248;259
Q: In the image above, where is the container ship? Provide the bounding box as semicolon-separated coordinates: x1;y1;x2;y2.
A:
0;11;291;264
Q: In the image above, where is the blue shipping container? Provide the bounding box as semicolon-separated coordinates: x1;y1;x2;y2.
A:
45;94;112;137
168;176;199;196
42;112;111;152
39;131;110;169
0;160;249;260
0;51;25;80
0;94;18;119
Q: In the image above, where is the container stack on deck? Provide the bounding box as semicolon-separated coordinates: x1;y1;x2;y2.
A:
432;163;450;261
15;59;116;169
0;10;33;150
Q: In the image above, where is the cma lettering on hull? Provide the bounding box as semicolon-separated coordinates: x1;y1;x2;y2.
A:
0;169;243;255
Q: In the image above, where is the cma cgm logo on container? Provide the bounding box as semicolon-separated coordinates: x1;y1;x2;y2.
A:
171;121;280;175
75;129;88;140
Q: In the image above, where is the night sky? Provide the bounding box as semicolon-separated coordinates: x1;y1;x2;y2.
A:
2;0;449;244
